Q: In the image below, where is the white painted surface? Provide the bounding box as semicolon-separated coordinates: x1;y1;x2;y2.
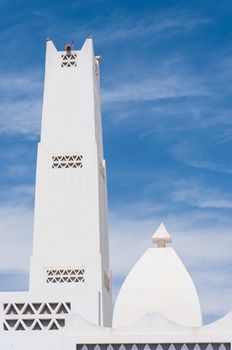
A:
29;38;112;327
65;312;232;341
113;242;202;327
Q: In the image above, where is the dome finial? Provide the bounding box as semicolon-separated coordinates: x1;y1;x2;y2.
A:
152;223;172;247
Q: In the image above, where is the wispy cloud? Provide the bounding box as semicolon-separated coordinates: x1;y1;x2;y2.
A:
170;179;232;209
0;182;34;273
0;184;35;206
102;75;208;105
0;74;42;136
183;159;232;174
0;100;41;136
0;269;28;291
94;10;212;44
0;204;33;271
171;139;232;174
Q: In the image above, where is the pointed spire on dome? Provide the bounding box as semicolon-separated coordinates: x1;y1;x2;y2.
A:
152;223;172;248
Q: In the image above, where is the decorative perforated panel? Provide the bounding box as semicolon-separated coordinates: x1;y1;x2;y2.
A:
3;302;71;331
52;155;83;169
104;270;111;291
61;53;77;67
77;344;230;350
99;162;105;180
46;268;85;283
95;62;99;77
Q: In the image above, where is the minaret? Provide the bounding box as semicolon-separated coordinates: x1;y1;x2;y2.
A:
29;38;112;326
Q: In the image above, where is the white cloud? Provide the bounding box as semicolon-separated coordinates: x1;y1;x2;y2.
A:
0;184;34;272
0;204;33;271
189;266;232;322
184;159;231;172
171;181;232;209
171;140;232;174
0;75;41;94
0;185;35;205
0;73;42;136
94;11;212;44
0;100;41;136
102;75;208;105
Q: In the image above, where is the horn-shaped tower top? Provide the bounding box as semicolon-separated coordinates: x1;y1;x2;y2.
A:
40;38;103;157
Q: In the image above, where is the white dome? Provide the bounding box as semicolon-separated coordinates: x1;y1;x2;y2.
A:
113;224;202;328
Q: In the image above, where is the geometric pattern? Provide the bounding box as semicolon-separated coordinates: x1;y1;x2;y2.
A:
46;268;85;283
3;302;71;331
61;53;77;67
77;344;231;350
99;162;105;180
94;62;99;78
104;270;111;291
52;155;83;169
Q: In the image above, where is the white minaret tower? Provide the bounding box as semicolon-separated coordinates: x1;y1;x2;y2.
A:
29;38;112;326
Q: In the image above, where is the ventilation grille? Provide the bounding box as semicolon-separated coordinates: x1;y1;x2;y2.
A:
99;162;105;180
95;62;99;77
61;53;77;67
104;270;111;291
52;155;83;169
3;302;70;331
77;344;230;350
46;268;85;283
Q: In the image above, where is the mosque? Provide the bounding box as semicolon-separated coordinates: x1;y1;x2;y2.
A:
0;37;231;350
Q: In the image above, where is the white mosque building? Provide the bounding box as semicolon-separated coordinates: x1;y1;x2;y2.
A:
0;37;231;350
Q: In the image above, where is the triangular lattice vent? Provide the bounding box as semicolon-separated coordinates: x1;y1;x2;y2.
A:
52;154;83;169
46;267;85;283
3;301;70;331
61;53;77;67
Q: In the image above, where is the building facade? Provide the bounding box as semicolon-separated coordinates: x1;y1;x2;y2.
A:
0;37;231;350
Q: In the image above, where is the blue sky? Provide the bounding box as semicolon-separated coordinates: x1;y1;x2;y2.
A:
0;0;232;324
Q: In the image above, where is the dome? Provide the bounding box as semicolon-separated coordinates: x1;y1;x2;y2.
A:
113;223;202;328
